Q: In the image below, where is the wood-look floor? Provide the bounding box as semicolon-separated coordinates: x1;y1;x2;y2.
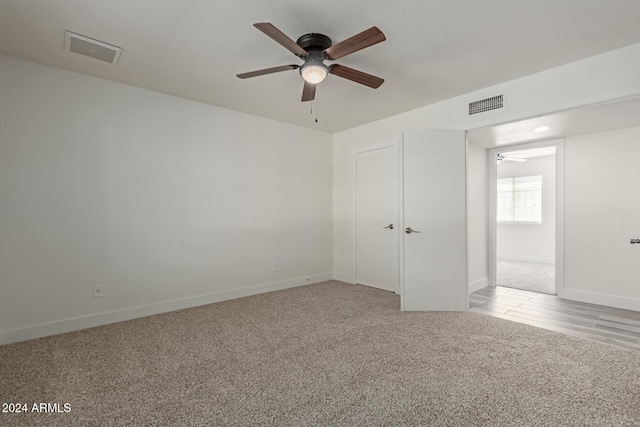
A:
470;286;640;351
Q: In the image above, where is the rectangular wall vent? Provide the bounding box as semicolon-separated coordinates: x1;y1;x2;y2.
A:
64;31;122;64
468;94;504;115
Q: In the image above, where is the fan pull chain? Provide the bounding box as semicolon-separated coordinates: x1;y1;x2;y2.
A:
310;101;319;123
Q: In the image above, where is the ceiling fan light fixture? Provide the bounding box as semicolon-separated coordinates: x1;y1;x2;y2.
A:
238;23;386;102
301;63;328;84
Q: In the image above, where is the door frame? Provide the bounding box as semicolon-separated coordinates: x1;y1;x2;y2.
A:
354;144;400;293
488;138;565;295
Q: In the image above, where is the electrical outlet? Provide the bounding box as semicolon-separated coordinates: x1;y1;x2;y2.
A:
272;262;278;272
93;285;103;298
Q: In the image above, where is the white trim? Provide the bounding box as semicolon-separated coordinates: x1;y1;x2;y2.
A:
488;145;497;286
469;277;489;293
399;133;406;309
397;135;405;296
333;273;355;284
0;273;332;345
496;254;555;264
464;133;470;309
558;288;640;312
555;143;565;295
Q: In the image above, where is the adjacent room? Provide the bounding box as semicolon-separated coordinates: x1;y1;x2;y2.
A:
496;146;556;295
1;1;640;425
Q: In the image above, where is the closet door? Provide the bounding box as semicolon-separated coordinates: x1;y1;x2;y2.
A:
356;146;398;292
401;131;468;311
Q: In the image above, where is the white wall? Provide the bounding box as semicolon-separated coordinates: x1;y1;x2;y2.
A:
467;143;489;291
497;155;556;263
333;42;640;289
0;55;333;343
564;126;640;309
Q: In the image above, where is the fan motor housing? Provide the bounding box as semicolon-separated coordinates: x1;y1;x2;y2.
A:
296;33;332;52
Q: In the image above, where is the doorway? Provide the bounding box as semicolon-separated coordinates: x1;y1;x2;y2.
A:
489;140;565;295
495;146;556;294
355;146;398;292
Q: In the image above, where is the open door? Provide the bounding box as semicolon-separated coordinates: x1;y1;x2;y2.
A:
401;130;468;311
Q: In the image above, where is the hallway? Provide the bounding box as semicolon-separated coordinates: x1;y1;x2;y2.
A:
470;286;640;351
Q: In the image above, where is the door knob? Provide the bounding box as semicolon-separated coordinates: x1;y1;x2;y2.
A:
383;224;394;230
631;239;640;244
405;227;421;234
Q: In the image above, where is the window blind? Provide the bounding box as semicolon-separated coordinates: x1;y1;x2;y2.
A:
497;175;542;223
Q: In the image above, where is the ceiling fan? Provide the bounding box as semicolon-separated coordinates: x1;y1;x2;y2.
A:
237;23;386;102
497;153;527;163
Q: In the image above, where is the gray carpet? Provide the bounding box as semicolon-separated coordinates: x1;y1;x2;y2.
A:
1;281;640;426
497;259;556;295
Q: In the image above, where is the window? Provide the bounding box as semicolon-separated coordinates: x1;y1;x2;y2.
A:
497;175;542;223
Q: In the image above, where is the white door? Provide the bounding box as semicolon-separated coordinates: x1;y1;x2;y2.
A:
401;131;468;311
356;146;398;292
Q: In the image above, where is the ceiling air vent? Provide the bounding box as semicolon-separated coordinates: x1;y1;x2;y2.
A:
64;31;122;64
468;94;504;115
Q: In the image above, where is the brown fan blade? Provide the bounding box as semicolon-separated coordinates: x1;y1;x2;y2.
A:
329;64;384;88
324;26;386;60
301;81;316;102
254;23;308;57
236;65;299;79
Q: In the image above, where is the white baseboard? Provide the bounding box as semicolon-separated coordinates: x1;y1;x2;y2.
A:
558;288;640;312
0;273;333;345
333;273;355;284
497;254;555;264
469;277;489;293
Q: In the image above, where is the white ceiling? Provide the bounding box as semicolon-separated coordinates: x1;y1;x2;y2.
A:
2;0;640;133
